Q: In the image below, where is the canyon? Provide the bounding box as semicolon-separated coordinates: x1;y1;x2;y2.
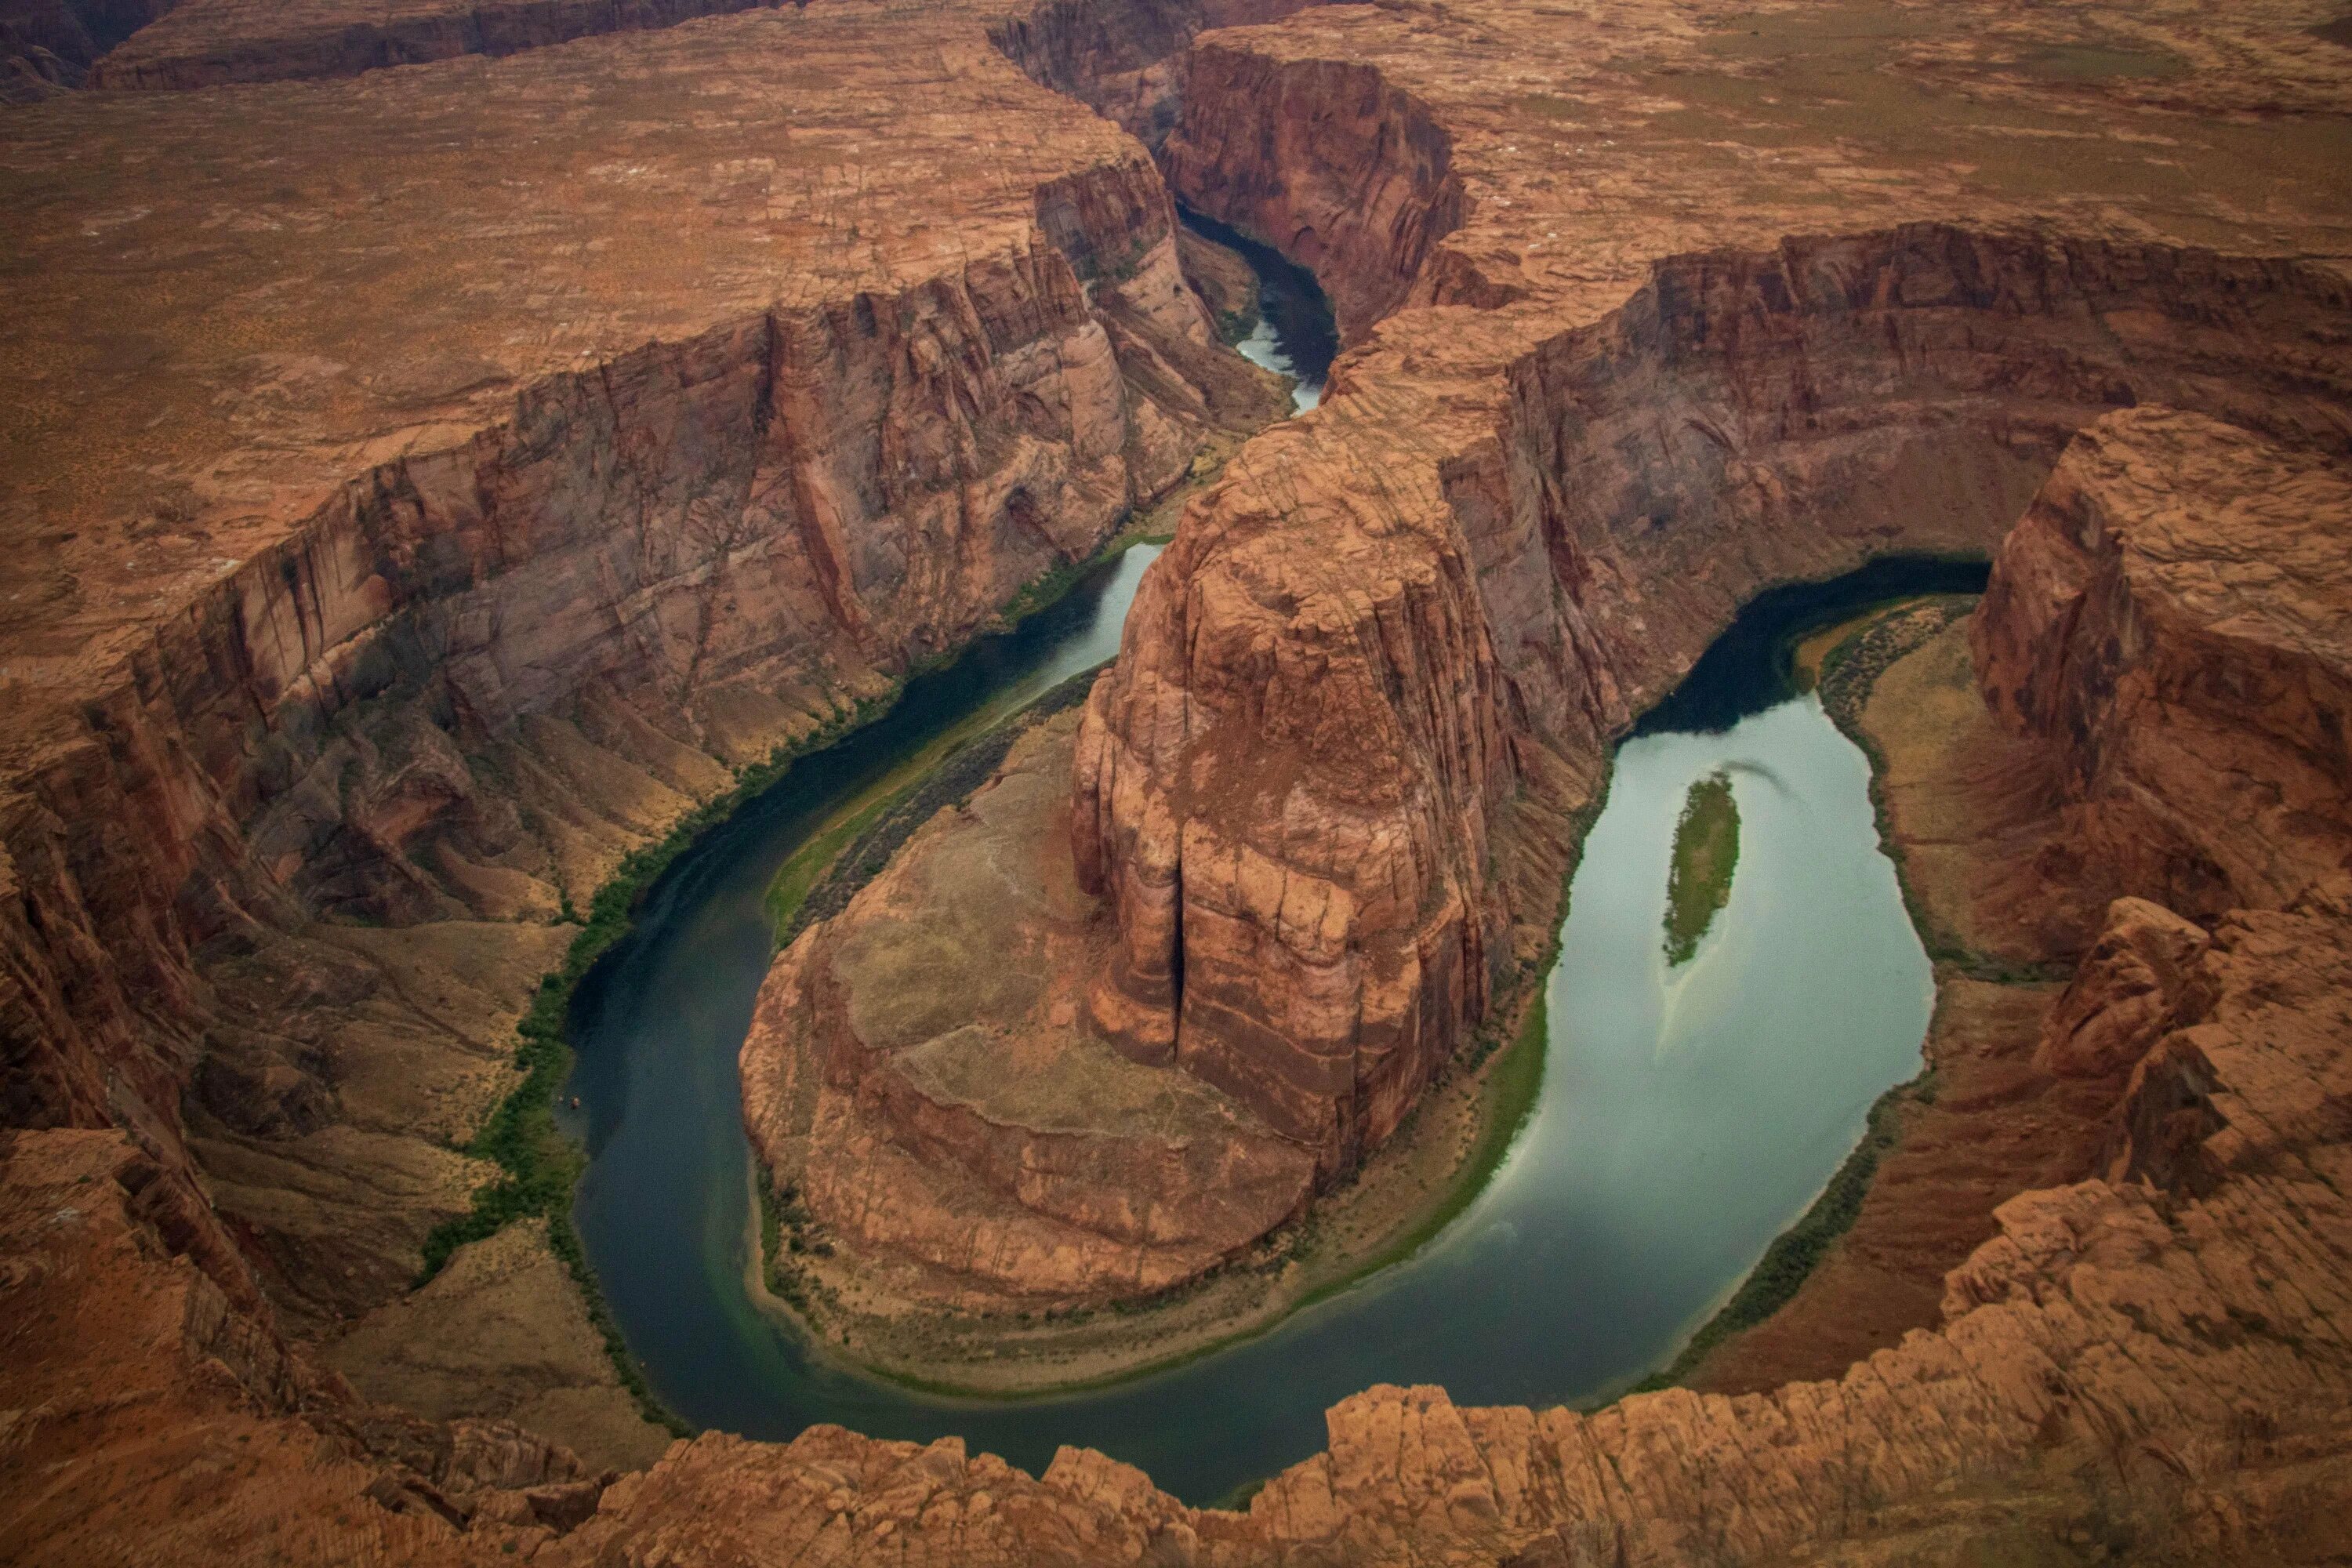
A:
5;0;2352;1564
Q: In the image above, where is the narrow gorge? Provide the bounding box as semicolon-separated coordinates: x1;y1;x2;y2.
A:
4;0;2351;1563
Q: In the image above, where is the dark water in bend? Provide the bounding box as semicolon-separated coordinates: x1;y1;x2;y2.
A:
562;227;1970;1503
1179;206;1340;412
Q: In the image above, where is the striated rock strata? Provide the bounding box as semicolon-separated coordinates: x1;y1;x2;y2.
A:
743;712;1316;1306
84;0;797;89
1974;406;2352;920
0;0;178;94
0;0;1266;1454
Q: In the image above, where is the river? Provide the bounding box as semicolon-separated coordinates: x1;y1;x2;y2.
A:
561;227;1964;1505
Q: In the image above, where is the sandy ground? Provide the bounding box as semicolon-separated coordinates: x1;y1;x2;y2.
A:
325;1218;673;1473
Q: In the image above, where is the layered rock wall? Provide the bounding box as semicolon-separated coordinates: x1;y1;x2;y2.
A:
1074;217;2352;1181
0;0;179;93
1974;405;2352;917
1161;42;1465;339
2;107;1238;1324
988;0;1326;146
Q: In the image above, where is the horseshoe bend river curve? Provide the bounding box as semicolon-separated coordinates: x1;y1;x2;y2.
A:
561;241;1975;1505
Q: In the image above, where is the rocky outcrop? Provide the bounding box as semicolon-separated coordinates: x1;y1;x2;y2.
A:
2038;896;2213;1080
0;1127;610;1564
1074;223;2352;1180
744;714;1314;1307
12;0;2352;1560
1974;407;2352;918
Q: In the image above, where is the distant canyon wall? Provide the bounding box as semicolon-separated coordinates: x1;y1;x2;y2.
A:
989;0;1327;147
0;0;178;93
78;0;1333;100
1160;42;1466;339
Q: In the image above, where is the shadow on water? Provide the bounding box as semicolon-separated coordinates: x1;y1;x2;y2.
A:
1179;205;1340;412
1635;556;1991;736
561;212;1971;1500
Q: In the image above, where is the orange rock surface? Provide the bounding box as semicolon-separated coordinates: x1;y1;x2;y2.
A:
742;714;1315;1308
6;0;2352;1562
2;0;1261;1336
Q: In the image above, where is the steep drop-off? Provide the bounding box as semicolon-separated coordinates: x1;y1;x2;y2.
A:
9;0;2352;1561
0;0;1271;1494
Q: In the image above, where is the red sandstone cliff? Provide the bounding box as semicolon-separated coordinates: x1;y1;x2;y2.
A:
1160;42;1466;339
20;409;2352;1562
989;0;1329;146
1073;219;2352;1180
0;0;179;93
1974;407;2352;920
0;7;1255;1341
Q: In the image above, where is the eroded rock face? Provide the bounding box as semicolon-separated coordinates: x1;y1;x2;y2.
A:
0;1127;605;1564
0;0;180;94
1161;44;1465;339
1062;0;2352;1186
743;715;1315;1306
1074;224;2352;1181
0;0;1251;1335
990;0;1328;146
1974;407;2352;918
2038;896;2214;1080
10;0;2352;1562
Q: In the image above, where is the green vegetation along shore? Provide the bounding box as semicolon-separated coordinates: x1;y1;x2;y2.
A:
1663;771;1740;965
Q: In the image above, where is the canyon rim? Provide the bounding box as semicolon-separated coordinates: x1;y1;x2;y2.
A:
4;1;2352;1566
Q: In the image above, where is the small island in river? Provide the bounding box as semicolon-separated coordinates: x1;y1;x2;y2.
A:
1664;772;1741;966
